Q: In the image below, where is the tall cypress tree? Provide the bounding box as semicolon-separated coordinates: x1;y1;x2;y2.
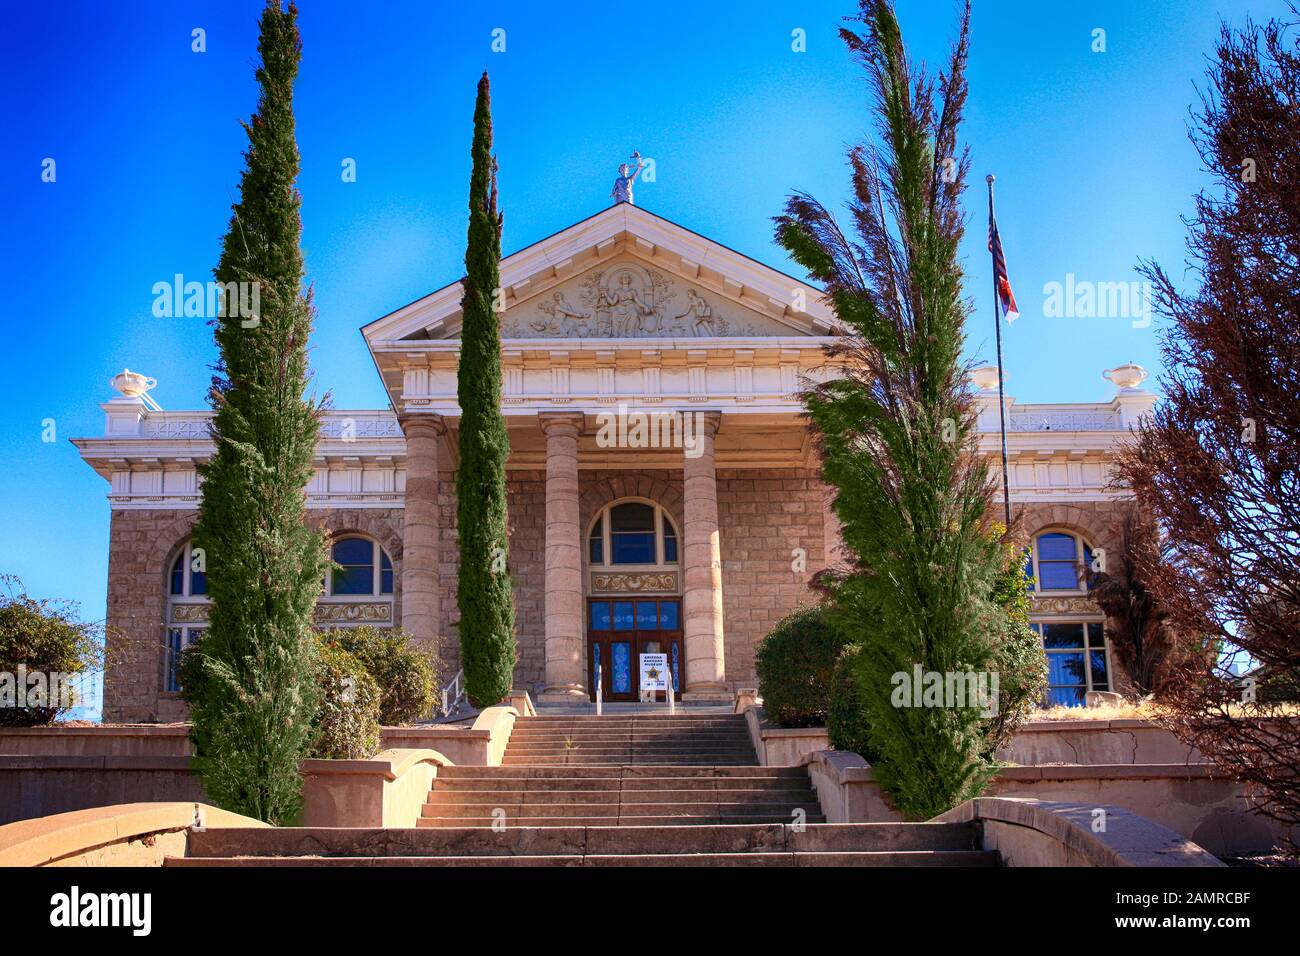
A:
456;72;516;707
775;0;1017;818
184;0;326;824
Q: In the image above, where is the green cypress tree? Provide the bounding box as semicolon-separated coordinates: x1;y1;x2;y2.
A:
775;0;1012;819
183;0;326;824
456;72;516;707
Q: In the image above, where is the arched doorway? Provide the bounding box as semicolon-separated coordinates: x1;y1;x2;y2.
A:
584;499;683;702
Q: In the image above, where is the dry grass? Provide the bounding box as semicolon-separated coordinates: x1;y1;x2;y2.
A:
1032;699;1161;722
1031;697;1300;723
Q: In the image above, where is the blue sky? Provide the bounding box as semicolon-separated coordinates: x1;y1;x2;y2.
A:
0;0;1288;715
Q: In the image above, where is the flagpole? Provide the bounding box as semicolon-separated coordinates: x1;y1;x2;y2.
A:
986;173;1013;530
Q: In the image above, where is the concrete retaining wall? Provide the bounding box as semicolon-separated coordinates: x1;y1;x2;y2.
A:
0;755;206;826
0;707;521;826
801;750;1292;858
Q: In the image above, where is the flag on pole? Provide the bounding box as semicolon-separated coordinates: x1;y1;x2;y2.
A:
987;218;1020;323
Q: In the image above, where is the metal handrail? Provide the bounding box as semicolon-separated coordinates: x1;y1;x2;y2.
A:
439;669;467;719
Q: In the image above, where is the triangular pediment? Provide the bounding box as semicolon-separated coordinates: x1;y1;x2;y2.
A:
361;204;839;346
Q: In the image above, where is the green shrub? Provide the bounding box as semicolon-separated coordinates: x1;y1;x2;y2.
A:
310;636;381;759
0;577;100;727
755;604;844;727
827;643;876;759
331;625;438;724
982;534;1049;758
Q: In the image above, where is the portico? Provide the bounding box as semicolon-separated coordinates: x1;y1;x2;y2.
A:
363;202;841;702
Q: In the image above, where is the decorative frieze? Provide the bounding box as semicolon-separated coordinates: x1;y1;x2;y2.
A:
591;571;679;594
164;600;395;625
1031;595;1103;616
314;602;393;624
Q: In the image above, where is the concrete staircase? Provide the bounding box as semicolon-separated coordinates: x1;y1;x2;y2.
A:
161;714;1000;865
419;714;810;827
419;765;823;827
166;821;999;866
500;713;760;766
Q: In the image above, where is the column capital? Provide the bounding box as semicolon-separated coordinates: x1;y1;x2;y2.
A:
693;410;722;439
400;414;447;439
539;411;585;439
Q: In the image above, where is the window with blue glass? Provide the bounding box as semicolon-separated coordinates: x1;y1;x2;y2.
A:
327;536;395;597
611;642;632;694
1035;621;1110;707
170;543;206;597
659;600;680;629
612;601;635;630
1028;531;1095;592
165;542;209;692
610;503;655;563
586;500;680;567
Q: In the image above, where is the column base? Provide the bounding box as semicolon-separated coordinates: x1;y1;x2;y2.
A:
683;684;734;703
537;684;589;705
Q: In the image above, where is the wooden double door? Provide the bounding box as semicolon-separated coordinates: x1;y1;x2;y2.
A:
587;597;683;702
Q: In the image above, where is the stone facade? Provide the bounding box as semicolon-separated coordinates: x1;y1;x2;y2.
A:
80;203;1155;720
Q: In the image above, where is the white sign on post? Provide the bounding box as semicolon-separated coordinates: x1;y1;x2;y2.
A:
640;653;668;698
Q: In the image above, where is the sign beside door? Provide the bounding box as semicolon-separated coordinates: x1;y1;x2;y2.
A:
640;653;669;693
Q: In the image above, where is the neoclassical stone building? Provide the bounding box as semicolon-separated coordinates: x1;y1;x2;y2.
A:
75;203;1156;721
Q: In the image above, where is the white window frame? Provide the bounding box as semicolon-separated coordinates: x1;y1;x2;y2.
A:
586;499;679;568
317;535;395;629
1033;620;1113;706
1027;529;1095;595
323;535;394;598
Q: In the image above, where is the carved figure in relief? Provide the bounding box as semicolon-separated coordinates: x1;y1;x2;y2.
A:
596;273;656;335
675;288;714;337
532;291;591;335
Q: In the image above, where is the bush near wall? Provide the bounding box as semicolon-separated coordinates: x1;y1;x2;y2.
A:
827;643;876;759
756;604;844;728
310;637;381;760
330;625;438;724
0;577;100;727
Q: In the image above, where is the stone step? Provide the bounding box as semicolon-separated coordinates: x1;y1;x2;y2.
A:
435;765;803;778
416;814;827;827
515;716;748;723
432;776;809;792
501;750;758;760
422;800;823;818
507;735;753;744
184;822;980;859
424;788;816;806
500;758;759;767
166;850;996;867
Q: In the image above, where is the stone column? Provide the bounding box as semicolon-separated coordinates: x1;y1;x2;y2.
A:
682;410;729;699
400;415;445;656
539;412;587;702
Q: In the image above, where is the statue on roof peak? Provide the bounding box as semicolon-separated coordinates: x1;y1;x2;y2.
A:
611;151;644;206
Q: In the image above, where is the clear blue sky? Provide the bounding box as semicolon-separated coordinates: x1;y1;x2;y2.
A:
0;0;1287;712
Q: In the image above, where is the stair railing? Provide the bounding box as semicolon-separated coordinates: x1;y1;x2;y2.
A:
595;665;602;717
439;669;467;719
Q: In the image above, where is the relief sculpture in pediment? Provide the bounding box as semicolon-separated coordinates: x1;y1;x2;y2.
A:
502;261;771;339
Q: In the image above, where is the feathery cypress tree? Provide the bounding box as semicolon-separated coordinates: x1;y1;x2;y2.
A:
183;0;326;824
775;0;1012;818
456;72;516;707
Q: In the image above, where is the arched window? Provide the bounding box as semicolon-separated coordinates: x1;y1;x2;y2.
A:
318;535;396;630
165;541;209;693
587;501;679;566
326;536;394;596
1025;531;1095;592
